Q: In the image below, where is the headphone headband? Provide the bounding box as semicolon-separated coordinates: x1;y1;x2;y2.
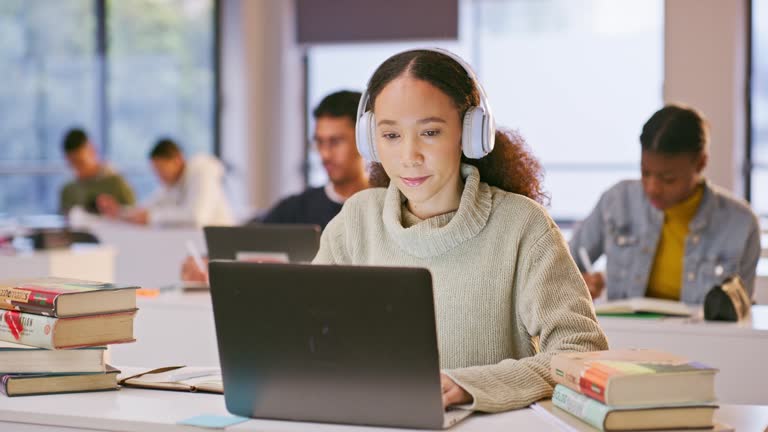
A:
428;48;494;127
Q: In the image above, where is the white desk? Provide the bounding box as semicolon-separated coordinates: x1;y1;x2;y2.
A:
76;219;205;289
600;305;768;405
0;386;765;432
116;292;768;407
109;292;219;367
0;245;116;282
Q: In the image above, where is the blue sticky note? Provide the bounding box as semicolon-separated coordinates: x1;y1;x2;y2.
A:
177;414;250;429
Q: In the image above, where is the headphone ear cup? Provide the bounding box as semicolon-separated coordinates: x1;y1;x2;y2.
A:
462;107;488;159
356;111;379;162
483;114;496;156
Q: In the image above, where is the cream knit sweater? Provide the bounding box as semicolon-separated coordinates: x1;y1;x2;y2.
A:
313;164;608;412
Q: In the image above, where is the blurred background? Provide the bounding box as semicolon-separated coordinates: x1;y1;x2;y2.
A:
0;0;765;224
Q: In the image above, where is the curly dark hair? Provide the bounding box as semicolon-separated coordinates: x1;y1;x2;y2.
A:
364;49;547;204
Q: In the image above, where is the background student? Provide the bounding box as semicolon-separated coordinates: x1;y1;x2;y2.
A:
59;128;135;215
261;90;368;227
97;139;234;227
180;90;368;282
313;49;607;412
570;104;761;303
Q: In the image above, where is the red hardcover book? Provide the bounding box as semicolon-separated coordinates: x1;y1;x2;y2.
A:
550;349;717;406
0;277;138;317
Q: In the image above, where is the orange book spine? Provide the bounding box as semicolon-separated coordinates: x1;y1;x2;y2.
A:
551;355;616;404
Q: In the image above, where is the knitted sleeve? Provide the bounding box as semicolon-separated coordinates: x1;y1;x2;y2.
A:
443;227;608;412
312;210;351;264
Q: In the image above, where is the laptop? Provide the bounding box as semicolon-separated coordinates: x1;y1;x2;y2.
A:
208;261;473;429
203;224;321;263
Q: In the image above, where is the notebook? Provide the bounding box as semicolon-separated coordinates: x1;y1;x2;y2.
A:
594;297;692;317
119;366;222;394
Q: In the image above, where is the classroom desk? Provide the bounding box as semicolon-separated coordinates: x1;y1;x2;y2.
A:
75;218;206;289
109;292;219;367
0;245;116;282
600;305;768;405
114;292;768;407
0;386;765;432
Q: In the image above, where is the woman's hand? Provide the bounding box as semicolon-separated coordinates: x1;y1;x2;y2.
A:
582;272;605;299
440;373;472;408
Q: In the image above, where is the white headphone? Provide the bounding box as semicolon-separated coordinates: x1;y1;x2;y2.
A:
355;48;496;162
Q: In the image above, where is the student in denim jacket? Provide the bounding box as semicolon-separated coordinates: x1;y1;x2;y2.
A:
570;104;761;304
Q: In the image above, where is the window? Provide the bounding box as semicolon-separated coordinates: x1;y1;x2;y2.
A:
752;0;768;217
0;0;216;216
475;0;663;222
305;0;663;223
0;0;96;215
108;0;216;196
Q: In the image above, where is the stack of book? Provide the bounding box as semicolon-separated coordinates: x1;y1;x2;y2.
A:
0;277;138;396
545;349;720;431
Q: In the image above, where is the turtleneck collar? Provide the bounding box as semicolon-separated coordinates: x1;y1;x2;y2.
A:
383;164;492;258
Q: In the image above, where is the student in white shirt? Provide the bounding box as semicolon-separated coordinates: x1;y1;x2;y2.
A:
98;139;234;227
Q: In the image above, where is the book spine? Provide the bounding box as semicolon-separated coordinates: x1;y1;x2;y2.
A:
0;310;56;349
0;286;58;316
550;355;609;403
0;375;8;396
579;365;609;403
552;385;609;431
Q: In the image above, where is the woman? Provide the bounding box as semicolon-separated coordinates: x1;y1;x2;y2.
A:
313;49;607;413
570;104;761;304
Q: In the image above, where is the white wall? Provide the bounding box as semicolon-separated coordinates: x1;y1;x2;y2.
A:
664;0;748;196
220;0;304;217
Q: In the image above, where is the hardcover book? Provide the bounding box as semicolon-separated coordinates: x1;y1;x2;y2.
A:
532;400;733;432
0;277;138;318
0;340;106;373
550;349;717;406
0;366;120;397
551;384;716;431
0;309;135;349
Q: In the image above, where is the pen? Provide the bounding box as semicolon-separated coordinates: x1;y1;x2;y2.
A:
578;247;594;274
185;240;206;274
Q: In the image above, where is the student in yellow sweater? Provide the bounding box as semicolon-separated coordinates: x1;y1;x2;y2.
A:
570;105;761;303
313;49;608;412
